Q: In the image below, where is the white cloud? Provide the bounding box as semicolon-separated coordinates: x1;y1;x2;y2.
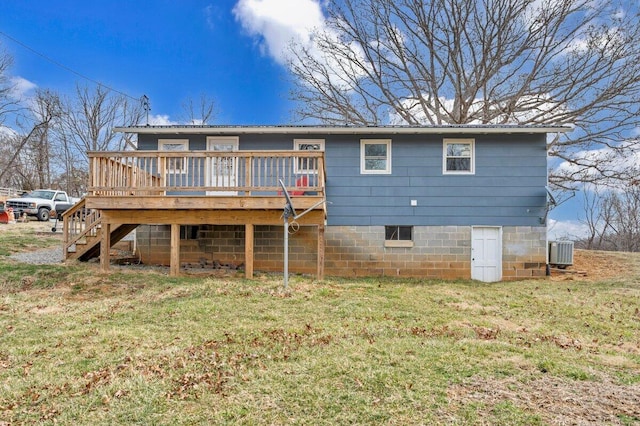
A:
547;218;588;241
146;115;206;126
233;0;325;64
553;142;640;186
388;94;566;126
148;114;178;126
204;5;216;30
9;76;37;100
204;4;225;30
233;0;369;91
0;125;18;139
563;26;625;56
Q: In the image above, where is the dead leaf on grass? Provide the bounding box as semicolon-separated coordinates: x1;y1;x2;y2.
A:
472;325;500;340
83;368;112;393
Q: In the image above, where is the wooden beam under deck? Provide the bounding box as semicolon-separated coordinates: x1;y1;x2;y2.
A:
317;224;325;281
100;222;111;273
170;224;180;277
86;195;325;211
98;207;325;278
99;209;325;226
245;224;254;279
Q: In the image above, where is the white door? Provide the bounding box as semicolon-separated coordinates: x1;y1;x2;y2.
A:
206;137;239;195
471;227;502;282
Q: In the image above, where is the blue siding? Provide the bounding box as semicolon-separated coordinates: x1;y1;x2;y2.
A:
322;133;546;227
137;131;548;227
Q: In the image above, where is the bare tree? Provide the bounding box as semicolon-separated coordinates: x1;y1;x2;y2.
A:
61;84;144;166
0;46;18;126
601;187;640;252
578;187;603;250
52;132;88;196
1;125;52;191
576;184;640;252
287;0;640;190
0;90;62;189
179;93;218;125
30;90;63;188
0;129;38;189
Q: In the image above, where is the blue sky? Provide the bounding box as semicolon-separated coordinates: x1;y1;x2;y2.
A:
0;0;297;124
0;0;588;236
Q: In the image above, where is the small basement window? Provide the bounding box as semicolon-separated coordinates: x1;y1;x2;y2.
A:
384;225;414;247
180;225;200;240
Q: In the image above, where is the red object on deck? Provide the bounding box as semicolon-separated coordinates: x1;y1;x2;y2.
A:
289;176;308;196
278;176;309;196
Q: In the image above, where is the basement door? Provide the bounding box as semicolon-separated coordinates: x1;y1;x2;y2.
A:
206;136;239;195
471;227;502;282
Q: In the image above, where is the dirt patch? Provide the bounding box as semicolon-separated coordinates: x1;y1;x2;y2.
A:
551;249;638;281
447;373;640;424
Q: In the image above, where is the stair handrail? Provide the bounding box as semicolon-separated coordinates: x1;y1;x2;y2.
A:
62;197;102;259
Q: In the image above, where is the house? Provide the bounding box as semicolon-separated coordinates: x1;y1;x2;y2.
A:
62;124;570;282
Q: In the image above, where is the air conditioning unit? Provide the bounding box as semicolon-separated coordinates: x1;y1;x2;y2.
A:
549;241;574;268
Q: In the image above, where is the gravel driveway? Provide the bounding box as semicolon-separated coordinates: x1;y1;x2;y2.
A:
10;246;65;265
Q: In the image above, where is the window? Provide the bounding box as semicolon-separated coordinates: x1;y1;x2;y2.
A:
361;139;391;174
443;139;474;174
385;225;412;241
294;139;324;173
384;225;413;247
180;225;200;240
159;139;189;174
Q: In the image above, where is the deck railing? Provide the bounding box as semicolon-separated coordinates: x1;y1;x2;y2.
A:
87;151;325;196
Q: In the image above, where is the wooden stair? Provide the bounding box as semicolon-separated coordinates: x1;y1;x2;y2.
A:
71;223;139;261
62;198;139;262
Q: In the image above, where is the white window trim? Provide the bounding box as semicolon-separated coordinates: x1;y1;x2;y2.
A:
361;139;392;174
294;139;324;174
443;138;475;175
159;139;189;174
206;136;239;151
384;240;414;248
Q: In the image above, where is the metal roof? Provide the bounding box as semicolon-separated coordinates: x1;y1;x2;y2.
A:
114;124;572;135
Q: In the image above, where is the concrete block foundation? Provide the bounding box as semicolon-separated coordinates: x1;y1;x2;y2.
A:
135;225;547;280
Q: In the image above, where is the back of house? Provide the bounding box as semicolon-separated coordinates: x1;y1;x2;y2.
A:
108;124;569;281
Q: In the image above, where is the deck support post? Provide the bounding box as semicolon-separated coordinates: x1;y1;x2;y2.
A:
170;223;180;276
100;222;111;273
317;224;325;281
245;223;254;279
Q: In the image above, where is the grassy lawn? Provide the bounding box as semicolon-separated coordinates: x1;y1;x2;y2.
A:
0;226;639;424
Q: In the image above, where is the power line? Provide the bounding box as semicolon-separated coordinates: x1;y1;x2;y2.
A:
0;30;142;102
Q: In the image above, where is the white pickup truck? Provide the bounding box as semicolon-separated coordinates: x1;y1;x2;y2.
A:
6;189;81;221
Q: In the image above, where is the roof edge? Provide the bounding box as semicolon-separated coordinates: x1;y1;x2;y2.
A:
113;124;572;135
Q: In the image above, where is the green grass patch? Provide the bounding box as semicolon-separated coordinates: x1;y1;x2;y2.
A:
0;225;61;256
1;245;639;424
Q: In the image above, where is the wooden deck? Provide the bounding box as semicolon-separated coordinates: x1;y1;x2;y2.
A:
64;150;327;278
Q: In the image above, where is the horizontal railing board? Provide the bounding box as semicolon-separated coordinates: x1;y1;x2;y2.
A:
88;150;325;197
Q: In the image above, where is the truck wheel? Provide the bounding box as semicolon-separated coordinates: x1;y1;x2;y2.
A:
37;208;50;222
